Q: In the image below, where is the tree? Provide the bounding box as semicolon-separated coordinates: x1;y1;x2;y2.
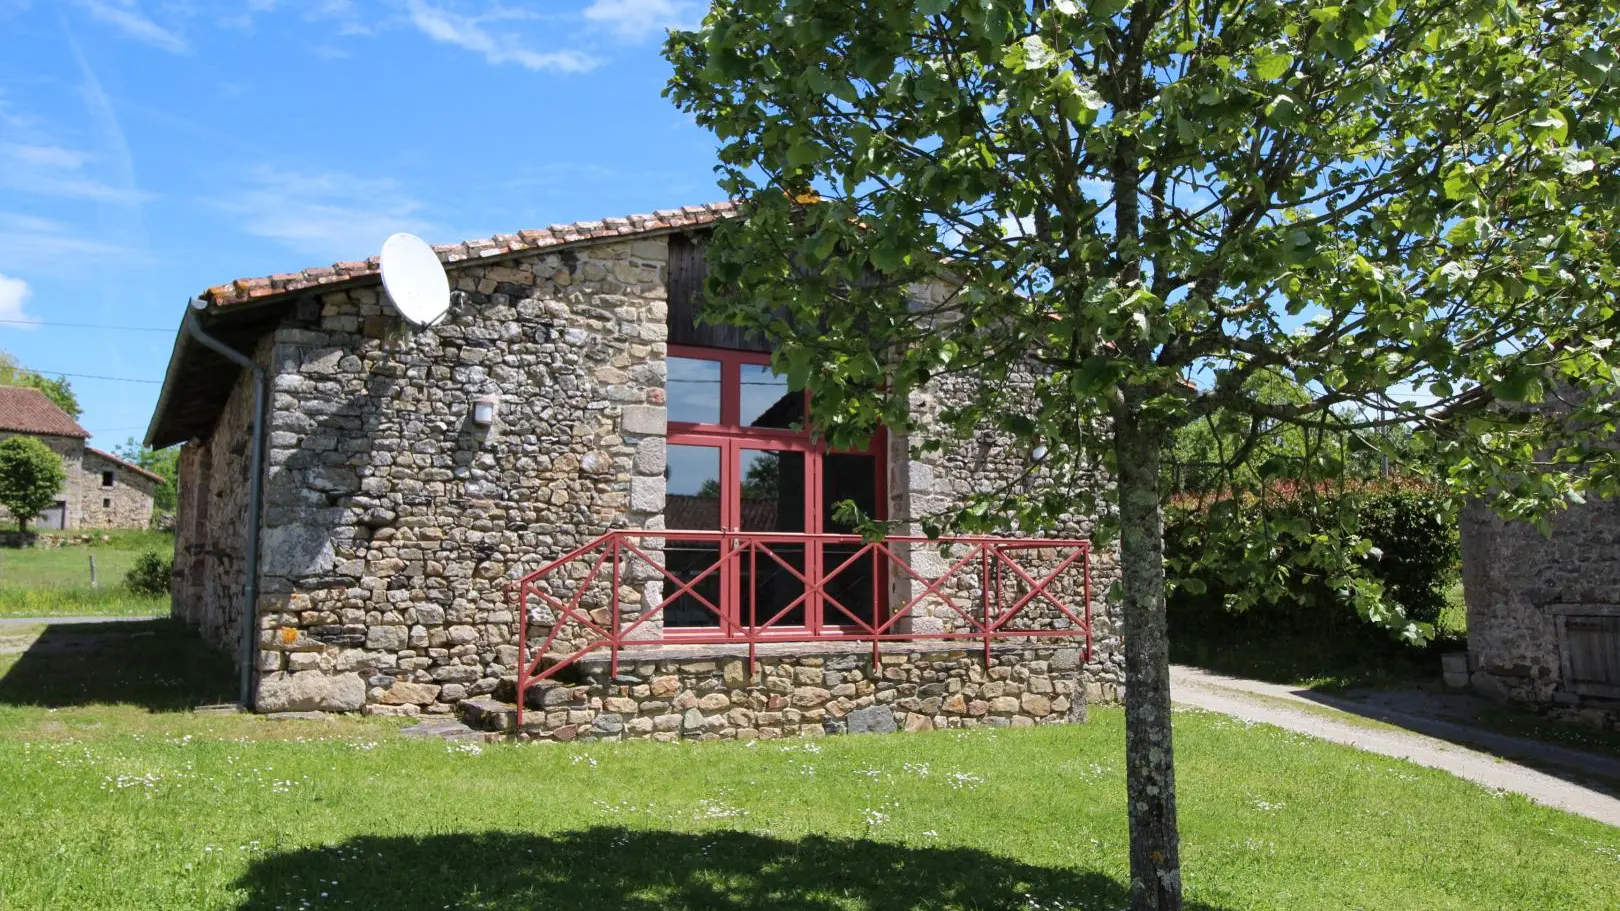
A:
114;438;180;514
666;3;1620;908
0;436;67;532
0;350;80;418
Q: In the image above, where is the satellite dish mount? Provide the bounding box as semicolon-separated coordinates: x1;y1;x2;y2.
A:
379;233;453;327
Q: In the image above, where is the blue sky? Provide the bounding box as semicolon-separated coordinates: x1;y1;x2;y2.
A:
0;0;720;447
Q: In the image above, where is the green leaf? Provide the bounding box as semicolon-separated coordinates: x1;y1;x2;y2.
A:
1253;49;1294;81
1446;216;1485;246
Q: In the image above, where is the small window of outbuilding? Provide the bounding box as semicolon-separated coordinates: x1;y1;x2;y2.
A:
101;471;115;487
102;498;111;509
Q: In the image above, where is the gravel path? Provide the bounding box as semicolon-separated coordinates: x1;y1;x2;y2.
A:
0;615;161;627
1171;665;1620;828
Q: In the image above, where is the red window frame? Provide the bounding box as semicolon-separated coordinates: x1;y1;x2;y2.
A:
665;344;887;636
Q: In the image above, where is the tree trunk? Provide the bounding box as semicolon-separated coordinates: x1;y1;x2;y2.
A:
1115;410;1182;911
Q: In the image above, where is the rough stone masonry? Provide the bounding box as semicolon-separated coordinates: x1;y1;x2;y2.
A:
157;214;1123;737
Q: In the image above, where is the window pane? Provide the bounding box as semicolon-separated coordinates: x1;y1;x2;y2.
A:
740;364;801;429
665;443;723;628
667;356;721;425
823;453;881;629
665;445;721;529
738;450;805;532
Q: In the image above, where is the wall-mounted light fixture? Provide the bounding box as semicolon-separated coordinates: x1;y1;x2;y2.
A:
473;395;498;426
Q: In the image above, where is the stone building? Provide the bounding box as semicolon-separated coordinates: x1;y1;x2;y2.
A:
0;386;160;530
145;203;1122;740
1461;500;1620;729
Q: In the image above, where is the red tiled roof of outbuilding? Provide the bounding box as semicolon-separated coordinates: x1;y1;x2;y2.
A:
0;386;90;438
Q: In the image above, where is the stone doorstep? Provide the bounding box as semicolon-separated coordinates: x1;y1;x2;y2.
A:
459;695;519;733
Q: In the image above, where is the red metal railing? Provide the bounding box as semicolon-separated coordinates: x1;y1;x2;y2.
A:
513;531;1090;727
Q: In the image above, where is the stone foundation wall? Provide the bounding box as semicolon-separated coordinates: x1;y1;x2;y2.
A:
470;645;1116;741
1461;499;1620;730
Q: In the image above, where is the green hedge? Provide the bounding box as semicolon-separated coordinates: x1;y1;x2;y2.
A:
1165;481;1458;637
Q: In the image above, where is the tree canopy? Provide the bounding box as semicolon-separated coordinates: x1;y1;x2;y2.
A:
115;439;179;515
0;349;80;419
667;1;1620;908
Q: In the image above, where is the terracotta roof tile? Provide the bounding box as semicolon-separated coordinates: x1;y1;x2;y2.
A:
0;387;90;438
200;201;739;308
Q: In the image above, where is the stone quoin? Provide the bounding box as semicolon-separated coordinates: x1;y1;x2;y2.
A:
145;203;1124;738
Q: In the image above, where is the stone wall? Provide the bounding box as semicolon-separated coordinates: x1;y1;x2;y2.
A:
469;644;1111;742
246;238;669;713
171;342;264;656
1461;499;1620;729
77;450;156;529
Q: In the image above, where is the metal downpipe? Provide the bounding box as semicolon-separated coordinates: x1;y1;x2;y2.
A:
182;307;268;710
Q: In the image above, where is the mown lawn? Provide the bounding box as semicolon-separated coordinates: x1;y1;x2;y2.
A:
1;621;1616;910
0;530;172;617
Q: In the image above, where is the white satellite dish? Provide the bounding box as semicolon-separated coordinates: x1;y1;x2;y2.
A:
379;233;451;327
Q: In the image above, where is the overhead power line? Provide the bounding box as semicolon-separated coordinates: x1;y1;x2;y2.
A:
17;369;161;385
0;318;172;332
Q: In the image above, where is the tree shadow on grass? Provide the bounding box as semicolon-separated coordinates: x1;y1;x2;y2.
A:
0;618;235;711
231;827;1236;911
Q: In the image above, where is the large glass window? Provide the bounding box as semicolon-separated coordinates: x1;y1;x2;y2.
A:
663;346;884;635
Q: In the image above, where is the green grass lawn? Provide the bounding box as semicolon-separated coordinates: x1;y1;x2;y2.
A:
0;621;1616;910
0;530;172;617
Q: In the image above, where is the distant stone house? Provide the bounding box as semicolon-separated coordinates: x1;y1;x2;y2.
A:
145;203;1122;738
1461;500;1620;729
0;386;160;530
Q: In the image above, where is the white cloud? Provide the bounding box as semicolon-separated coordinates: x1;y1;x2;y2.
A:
583;0;698;41
406;0;598;73
216;166;441;261
0;273;34;326
0;143;148;204
74;0;188;53
0;213;144;274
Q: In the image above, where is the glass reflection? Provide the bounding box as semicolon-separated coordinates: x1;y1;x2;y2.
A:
668;357;721;425
665;444;721;628
740;364;802;429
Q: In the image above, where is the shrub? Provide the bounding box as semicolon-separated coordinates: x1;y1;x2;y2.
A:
124;551;173;597
1166;480;1458;638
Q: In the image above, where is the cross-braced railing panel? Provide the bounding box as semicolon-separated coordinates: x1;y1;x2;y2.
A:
513;531;1090;727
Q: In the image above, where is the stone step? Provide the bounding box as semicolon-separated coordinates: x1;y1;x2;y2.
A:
493;674;574;708
458;695;518;733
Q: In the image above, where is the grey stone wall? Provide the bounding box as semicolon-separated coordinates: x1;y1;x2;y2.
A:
246;238;669;713
77;450;156;529
170;341;264;656
1462;499;1620;729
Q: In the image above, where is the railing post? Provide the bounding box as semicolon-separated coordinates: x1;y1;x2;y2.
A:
517;579;528;730
982;545;992;670
1083;543;1093;665
610;533;622;681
